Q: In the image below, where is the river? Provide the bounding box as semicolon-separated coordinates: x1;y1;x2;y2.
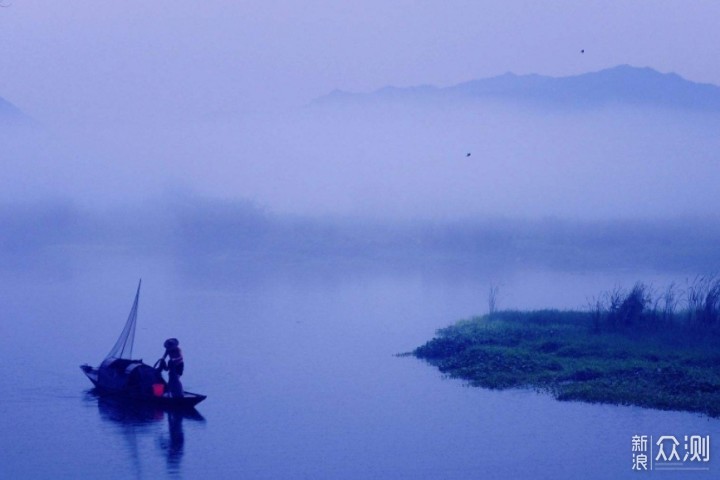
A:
0;252;716;479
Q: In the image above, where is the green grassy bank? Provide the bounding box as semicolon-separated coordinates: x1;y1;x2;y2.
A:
414;308;720;416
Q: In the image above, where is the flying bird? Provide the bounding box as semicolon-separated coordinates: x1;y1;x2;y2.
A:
581;49;585;54
466;152;471;157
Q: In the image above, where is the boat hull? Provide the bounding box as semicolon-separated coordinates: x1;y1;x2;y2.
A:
81;364;206;409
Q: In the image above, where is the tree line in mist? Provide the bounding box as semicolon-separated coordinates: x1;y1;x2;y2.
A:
1;197;719;277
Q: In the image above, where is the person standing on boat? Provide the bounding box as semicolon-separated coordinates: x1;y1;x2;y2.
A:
161;338;184;398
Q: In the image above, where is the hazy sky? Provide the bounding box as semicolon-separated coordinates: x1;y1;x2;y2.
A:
1;1;719;122
2;1;719;220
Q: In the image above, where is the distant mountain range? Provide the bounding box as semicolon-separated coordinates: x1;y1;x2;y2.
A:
314;65;720;111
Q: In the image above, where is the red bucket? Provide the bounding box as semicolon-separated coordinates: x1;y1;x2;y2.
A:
152;383;165;397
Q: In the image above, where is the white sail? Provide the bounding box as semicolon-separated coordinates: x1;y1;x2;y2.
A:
105;279;141;360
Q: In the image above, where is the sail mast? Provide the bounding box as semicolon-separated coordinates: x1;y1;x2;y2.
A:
105;279;142;360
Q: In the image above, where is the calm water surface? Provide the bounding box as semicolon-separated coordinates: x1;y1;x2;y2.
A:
0;255;717;479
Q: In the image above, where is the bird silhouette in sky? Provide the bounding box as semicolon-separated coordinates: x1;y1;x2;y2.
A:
581;49;585;54
466;152;471;157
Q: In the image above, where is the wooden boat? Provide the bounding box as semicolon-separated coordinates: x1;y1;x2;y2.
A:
80;280;207;409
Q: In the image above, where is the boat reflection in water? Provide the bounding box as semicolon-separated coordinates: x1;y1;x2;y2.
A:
89;390;205;476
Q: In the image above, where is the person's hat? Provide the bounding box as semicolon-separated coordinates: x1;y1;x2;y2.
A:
164;338;179;349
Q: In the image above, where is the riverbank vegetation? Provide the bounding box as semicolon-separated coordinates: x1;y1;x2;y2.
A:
414;277;720;416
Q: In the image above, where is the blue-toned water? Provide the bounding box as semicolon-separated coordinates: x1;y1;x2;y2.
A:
0;253;716;479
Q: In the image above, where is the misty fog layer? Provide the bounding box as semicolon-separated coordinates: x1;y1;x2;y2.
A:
2;99;718;221
3;80;720;288
2;197;718;288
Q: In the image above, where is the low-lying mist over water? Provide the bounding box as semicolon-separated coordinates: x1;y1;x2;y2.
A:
4;67;720;299
3;196;719;287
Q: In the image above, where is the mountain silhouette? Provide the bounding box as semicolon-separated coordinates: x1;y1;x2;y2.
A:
314;65;720;112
